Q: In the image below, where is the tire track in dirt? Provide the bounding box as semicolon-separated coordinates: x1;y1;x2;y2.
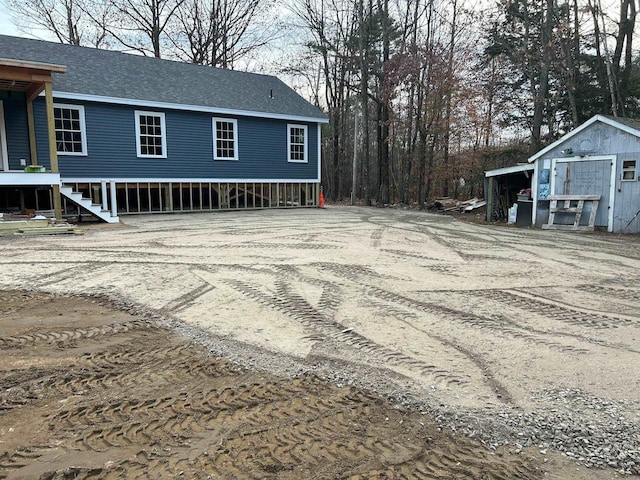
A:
159;282;216;314
0;291;545;480
224;263;515;401
363;285;590;355
0;445;60;477
28;264;105;288
226;278;474;392
0;335;242;415
577;283;640;304
419;286;640;352
380;248;457;263
0;320;152;349
217;242;341;249
367;299;514;403
314;262;383;279
494;289;638;329
296;257;591;357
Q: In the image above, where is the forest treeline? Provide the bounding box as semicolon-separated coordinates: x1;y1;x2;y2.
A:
5;0;639;205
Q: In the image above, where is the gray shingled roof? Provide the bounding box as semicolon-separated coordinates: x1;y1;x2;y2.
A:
0;34;327;121
602;115;640;133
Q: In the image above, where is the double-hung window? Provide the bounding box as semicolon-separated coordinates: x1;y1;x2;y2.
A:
213;118;238;160
135;111;166;158
288;124;308;163
54;104;87;155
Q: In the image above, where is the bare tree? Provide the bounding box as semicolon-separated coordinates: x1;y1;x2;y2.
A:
101;0;185;57
3;0;109;46
589;0;636;116
169;0;271;68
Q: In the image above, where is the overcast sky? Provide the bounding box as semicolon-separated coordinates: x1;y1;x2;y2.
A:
0;7;58;41
0;8;21;37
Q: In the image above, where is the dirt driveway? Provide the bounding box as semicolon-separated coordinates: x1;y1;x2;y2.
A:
0;206;638;478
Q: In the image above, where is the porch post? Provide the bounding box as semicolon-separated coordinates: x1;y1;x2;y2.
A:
26;100;38;165
44;82;62;220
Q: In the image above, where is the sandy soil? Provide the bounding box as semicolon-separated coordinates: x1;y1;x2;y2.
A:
0;290;543;479
0;206;638;478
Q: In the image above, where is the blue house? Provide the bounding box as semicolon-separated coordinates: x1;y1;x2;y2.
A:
0;35;328;222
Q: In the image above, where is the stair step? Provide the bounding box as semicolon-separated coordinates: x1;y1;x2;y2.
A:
60;185;119;224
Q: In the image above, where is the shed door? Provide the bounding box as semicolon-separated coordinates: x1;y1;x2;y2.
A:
553;158;613;228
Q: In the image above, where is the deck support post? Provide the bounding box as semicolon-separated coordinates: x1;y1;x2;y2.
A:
110;180;117;217
101;180;108;211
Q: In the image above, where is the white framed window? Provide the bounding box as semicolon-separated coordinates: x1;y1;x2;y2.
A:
622;160;637;181
135;111;166;158
288;124;308;163
54;104;87;155
213;118;238;160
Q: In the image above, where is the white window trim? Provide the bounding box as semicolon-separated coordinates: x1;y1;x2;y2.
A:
212;117;239;161
54;103;87;156
287;124;308;163
621;159;637;181
135;110;167;158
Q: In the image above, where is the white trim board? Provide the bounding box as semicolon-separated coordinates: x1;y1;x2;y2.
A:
61;177;321;183
531;162;539;225
0;101;9;171
0;172;61;186
317;125;321;183
485;164;534;177
49;91;329;124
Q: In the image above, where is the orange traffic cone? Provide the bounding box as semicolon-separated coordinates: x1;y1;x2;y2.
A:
319;186;325;209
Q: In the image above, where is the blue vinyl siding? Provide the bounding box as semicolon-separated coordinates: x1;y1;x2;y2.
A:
2;96;34;170
33;99;319;180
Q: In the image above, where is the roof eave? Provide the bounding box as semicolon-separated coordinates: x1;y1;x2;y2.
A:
51;91;329;123
485;163;534;177
0;57;66;73
528;114;640;163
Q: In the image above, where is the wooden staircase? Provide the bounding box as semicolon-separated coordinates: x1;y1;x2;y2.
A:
60;185;119;223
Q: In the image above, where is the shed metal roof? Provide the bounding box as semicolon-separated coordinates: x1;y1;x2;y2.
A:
0;35;327;123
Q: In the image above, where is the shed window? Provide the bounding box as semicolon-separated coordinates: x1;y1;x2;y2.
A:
213;118;238;160
135;111;166;158
288;124;307;163
622;160;637;181
54;104;87;155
